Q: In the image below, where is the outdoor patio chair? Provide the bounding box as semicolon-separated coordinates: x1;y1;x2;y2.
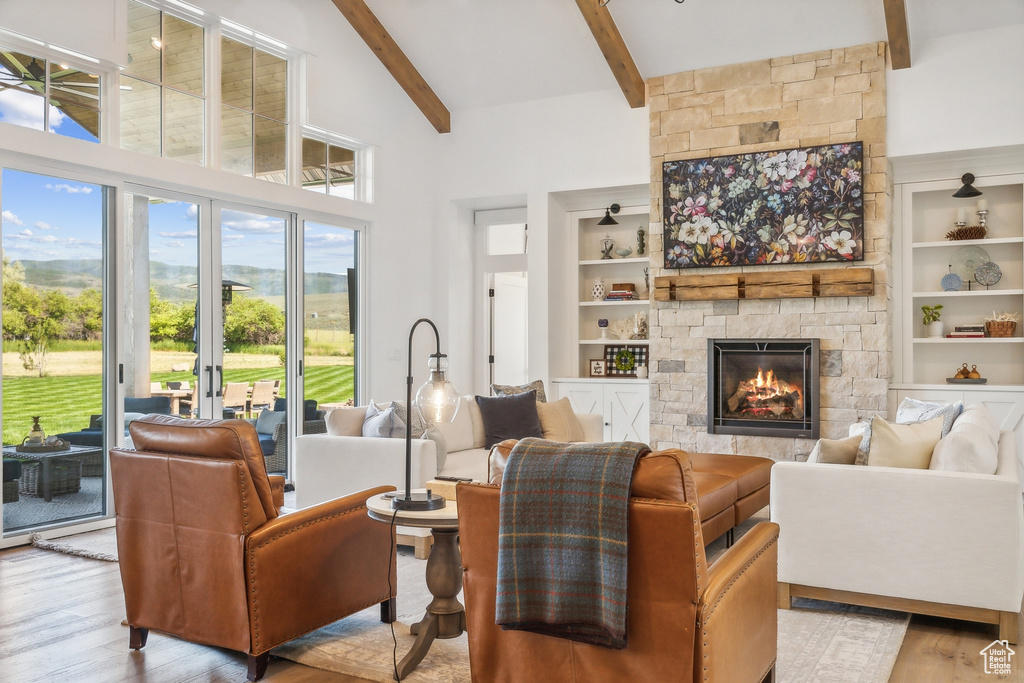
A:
248;381;276;418
222;382;250;417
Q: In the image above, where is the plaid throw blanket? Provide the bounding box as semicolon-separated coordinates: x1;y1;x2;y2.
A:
495;438;650;649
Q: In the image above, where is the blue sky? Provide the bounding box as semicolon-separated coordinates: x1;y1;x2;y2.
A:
2;169;356;275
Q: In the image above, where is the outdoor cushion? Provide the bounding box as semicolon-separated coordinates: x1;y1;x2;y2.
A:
274;398;319;421
125;396;172;415
257;433;276;456
3;458;22;482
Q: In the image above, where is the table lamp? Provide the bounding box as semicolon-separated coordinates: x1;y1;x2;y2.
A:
394;318;460;510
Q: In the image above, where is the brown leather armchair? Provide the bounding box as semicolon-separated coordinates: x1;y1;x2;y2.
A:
110;415;397;681
458;448;779;683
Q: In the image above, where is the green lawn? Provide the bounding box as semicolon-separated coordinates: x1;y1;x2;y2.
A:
2;365;354;445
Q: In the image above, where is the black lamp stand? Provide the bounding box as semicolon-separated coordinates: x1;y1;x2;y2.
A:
392;318;448;511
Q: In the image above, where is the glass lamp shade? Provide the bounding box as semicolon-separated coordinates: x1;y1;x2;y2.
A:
415;353;460;425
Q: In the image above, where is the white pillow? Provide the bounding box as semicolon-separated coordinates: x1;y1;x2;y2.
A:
434;400;476;453
950;405;1000;447
362;402;404;438
895;398;963;437
930;422;999;474
325;406;368;436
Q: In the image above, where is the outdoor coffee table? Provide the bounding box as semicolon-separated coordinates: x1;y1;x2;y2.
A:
366;491;463;680
2;444;102;502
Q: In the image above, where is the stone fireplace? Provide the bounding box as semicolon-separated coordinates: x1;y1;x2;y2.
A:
708;339;819;439
646;42;893;461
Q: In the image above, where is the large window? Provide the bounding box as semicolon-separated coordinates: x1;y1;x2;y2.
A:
0;49;101;142
122;0;205;163
221;37;288;183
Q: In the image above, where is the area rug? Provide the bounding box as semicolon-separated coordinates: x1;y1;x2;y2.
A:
30;526;118;562
274;537;910;683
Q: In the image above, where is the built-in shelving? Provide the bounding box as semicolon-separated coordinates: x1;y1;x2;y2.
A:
897;173;1024;385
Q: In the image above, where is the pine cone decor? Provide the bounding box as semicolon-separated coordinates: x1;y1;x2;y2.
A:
945;225;987;241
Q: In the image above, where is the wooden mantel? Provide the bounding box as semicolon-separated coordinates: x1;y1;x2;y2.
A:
654;267;874;301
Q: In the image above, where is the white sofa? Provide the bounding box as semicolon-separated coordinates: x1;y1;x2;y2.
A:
294;396;604;556
771;429;1024;642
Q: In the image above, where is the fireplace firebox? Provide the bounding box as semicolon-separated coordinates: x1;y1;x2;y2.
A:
707;339;819;439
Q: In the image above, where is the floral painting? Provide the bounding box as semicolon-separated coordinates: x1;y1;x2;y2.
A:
662;143;864;268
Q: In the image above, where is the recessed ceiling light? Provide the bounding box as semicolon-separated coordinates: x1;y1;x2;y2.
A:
150;37;163;50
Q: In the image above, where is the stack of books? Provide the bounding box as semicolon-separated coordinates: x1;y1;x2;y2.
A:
605;283;638;301
946;325;986;339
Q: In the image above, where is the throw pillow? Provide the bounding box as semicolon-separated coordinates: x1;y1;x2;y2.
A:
949;404;1001;446
424;425;448;472
930;421;999;474
363;402;405;438
809;435;862;465
867;415;943;469
848;420;872;466
475;390;543;448
435;399;477;453
255;409;287;436
895;398;963;437
491;379;547;403
535;397;584;442
325;406;368;436
385;401;427;438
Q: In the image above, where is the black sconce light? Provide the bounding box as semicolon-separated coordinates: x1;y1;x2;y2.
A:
952;173;983;198
598;203;620;226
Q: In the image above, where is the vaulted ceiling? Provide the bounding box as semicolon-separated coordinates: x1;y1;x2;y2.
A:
332;0;1024;133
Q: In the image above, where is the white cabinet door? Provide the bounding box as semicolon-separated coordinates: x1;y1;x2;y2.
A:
557;382;605;418
606;384;649;443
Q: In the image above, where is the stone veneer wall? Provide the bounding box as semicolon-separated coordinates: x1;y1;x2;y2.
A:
647;42;893;461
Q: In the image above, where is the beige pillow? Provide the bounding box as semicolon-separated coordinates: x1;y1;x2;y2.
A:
867;415;943;469
325;406;368;436
810;435;862;465
435;399;477;453
536;397;584;442
929;422;999;474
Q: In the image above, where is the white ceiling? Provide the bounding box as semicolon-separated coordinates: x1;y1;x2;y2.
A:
365;0;1024;114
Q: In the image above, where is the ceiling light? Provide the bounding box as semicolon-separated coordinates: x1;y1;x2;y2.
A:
598;203;620;226
952;173;982;198
150;37;163;50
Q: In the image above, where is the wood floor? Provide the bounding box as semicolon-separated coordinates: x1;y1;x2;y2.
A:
1;542;1021;682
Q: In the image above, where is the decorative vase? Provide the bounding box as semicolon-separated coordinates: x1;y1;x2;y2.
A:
635;365;648;379
598;318;609;339
927;321;944;338
637;227;646;256
591;277;606;301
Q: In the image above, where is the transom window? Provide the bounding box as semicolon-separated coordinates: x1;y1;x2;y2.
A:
0;49;101;142
221;36;288;183
301;136;356;199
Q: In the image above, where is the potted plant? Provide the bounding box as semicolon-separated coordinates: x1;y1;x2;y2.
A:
922;304;944;338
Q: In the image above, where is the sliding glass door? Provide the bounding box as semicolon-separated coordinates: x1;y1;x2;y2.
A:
2;169;109;534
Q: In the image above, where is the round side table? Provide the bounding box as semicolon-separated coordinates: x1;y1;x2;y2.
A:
366;492;463;680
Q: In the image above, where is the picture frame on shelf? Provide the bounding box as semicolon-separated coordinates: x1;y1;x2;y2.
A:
603;344;648;378
589;359;607;377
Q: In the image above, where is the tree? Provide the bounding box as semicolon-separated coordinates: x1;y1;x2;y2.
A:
19;289;71;377
67;288;103;340
223;295;285;347
150;289;195;342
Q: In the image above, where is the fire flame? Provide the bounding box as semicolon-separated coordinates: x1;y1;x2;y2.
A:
727;366;804;420
744;367;788;400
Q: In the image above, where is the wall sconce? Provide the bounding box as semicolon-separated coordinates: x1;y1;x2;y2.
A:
598;203;620;226
952;173;982;198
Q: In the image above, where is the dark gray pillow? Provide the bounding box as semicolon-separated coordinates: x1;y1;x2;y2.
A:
491;379;547;403
475;390;543;448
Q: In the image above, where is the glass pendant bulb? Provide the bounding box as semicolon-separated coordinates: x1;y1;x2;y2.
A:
415;353;460;425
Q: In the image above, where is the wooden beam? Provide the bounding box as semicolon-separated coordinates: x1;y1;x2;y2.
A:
331;0;451;134
575;0;645;108
882;0;911;70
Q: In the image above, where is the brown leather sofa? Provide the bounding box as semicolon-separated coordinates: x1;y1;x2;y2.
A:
488;440;773;546
461;447;780;682
687;451;773;545
109;415;397;681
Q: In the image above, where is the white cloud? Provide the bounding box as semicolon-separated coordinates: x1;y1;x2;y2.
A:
185;205;198;220
222;217;284;235
222;234;245;241
1;210;23;226
305;232;354;244
6;230;97;248
34;221;59;230
46;183;93;194
0;88;46;130
158;230;197;239
164;240;186;248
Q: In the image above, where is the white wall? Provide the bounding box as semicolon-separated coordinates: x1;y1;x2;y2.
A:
888;23;1024;158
